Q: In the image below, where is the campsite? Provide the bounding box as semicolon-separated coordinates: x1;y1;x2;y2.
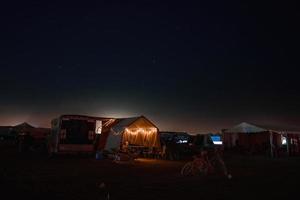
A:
2;1;299;199
1;117;300;199
1;139;300;200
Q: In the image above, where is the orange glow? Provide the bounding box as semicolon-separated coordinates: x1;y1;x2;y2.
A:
125;128;157;135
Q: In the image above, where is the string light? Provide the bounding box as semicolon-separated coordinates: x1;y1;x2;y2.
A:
125;128;157;135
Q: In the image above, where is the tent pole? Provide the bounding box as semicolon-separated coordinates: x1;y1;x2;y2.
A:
269;131;273;158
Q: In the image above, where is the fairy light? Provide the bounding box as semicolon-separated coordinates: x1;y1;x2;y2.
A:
125;128;157;135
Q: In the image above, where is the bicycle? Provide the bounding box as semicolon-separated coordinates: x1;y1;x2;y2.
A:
181;153;212;176
181;149;232;179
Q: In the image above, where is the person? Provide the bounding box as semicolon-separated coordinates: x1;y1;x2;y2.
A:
122;141;129;153
97;182;110;200
161;142;167;159
210;147;232;179
235;139;240;151
194;148;209;165
189;147;212;175
270;141;279;157
192;146;230;178
165;141;173;160
95;150;103;160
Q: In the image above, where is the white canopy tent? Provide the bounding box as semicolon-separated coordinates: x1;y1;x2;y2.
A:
224;122;300;157
224;122;267;134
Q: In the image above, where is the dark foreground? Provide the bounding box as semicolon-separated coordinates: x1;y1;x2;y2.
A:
1;143;300;200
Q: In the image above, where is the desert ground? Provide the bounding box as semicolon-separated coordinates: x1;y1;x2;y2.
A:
1;142;300;200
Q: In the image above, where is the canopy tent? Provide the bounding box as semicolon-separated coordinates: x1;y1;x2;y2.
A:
224;122;267;133
223;122;300;156
98;116;161;152
13;122;50;139
13;122;35;133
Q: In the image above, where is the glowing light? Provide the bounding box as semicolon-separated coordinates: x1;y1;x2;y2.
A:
176;140;188;144
213;141;223;145
95;120;102;134
281;136;287;145
125;128;157;135
211;135;222;145
103;119;116;127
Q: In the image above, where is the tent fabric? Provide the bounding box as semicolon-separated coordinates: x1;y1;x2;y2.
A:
110;117;140;135
104;131;122;151
122;117;160;148
254;124;300;134
12;123;50;139
223;122;272;149
223;122;292;150
224;122;267;134
13;122;35;133
102;116;161;151
102;117;142;151
225;122;300;134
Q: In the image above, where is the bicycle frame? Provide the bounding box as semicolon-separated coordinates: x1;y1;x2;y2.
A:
181;151;228;177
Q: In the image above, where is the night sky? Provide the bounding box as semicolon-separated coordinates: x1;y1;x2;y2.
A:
0;1;299;133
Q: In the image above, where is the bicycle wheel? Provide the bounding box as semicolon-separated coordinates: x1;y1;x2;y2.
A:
197;163;209;176
181;162;194;176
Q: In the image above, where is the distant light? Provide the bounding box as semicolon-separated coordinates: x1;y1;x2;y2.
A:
95;120;102;134
281;136;287;145
211;135;222;145
213;141;223;145
176;140;188;144
125;128;157;135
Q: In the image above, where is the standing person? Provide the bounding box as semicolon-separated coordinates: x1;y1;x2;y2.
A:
167;141;176;160
122;141;129;153
273;141;279;157
161;142;167;159
210;147;232;179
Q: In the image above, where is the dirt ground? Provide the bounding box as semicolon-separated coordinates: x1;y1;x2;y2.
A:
1;143;300;200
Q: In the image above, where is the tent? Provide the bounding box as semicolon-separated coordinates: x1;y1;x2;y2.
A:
13;122;35;132
223;122;300;156
13;122;50;140
0;123;49;140
98;116;161;152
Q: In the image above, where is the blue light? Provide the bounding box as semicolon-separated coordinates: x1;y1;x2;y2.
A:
210;135;222;145
211;135;221;142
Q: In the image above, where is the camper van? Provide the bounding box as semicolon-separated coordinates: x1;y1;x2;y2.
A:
47;115;113;155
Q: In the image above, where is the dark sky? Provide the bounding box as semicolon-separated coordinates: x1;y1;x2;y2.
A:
0;1;299;133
